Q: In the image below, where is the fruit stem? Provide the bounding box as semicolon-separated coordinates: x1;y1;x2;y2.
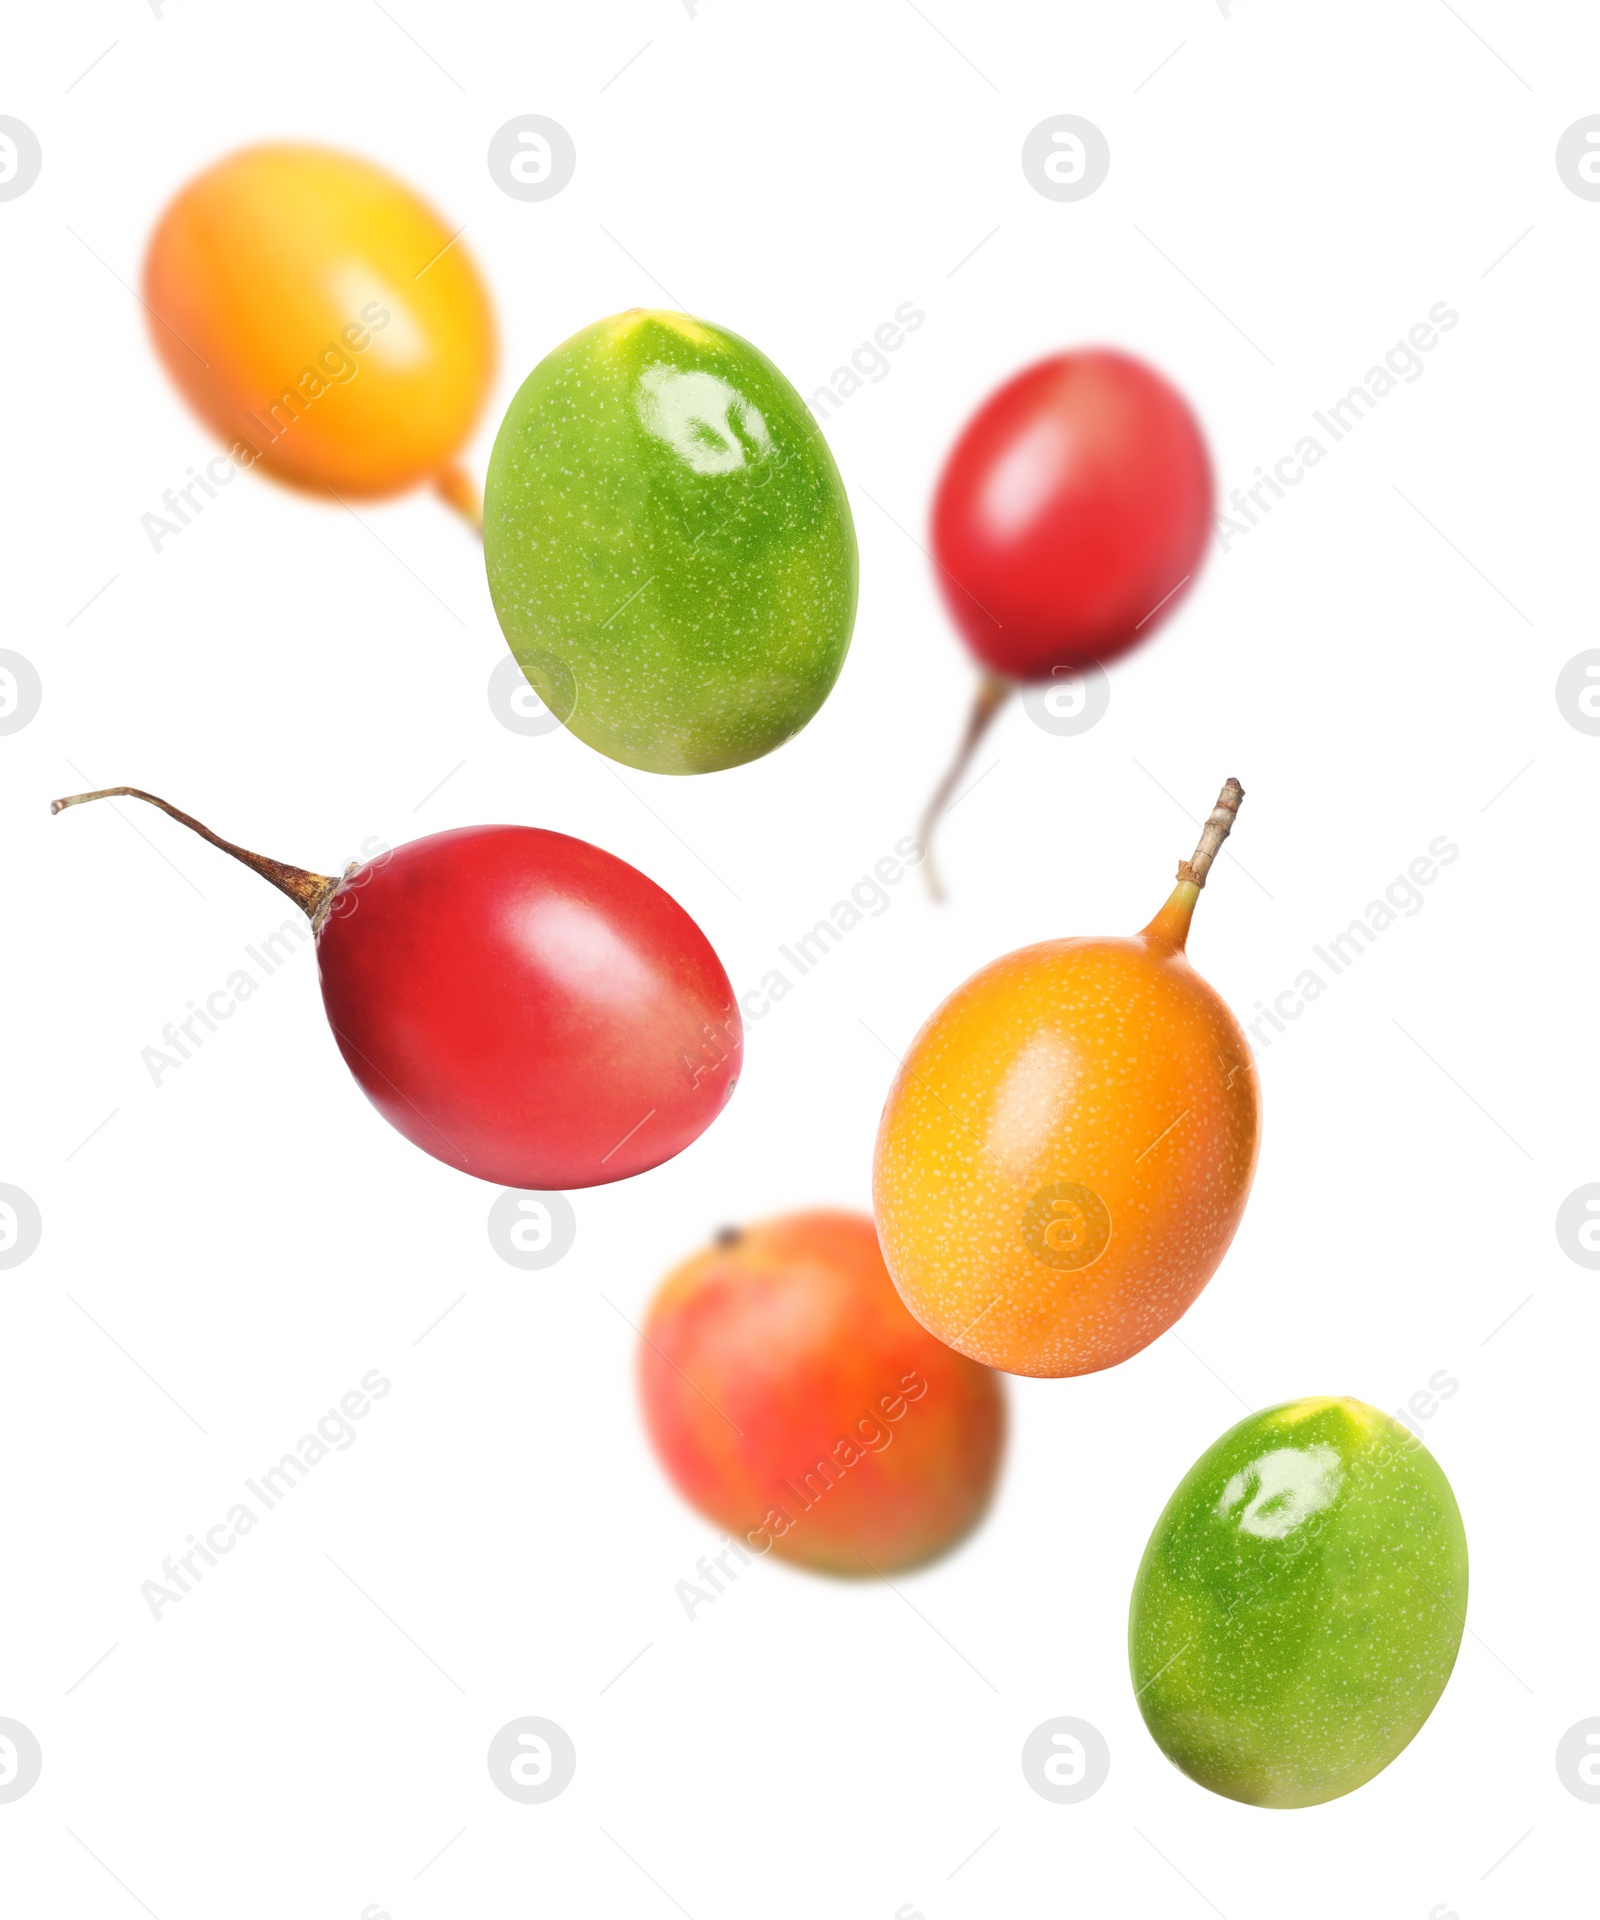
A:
1143;777;1245;950
918;672;1014;901
50;788;342;924
434;462;483;538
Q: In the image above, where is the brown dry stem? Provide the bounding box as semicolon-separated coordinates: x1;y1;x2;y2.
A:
918;672;1014;901
50;787;340;922
1176;778;1245;889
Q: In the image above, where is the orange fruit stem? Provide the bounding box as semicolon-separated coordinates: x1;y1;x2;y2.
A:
433;460;483;538
1141;776;1244;951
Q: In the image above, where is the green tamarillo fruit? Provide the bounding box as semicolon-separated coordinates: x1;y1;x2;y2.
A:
483;309;858;774
1129;1396;1468;1808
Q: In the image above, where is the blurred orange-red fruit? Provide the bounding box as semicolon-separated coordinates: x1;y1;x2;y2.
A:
639;1212;1005;1576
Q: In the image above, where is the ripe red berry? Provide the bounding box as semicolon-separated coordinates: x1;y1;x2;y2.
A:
933;348;1213;679
53;790;740;1189
921;348;1214;893
319;824;740;1187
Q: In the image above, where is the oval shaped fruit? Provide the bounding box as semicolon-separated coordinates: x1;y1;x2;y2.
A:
144;144;495;504
52;789;739;1189
920;350;1213;893
873;781;1259;1377
933;349;1212;679
317;826;739;1186
639;1212;1004;1576
484;309;858;774
1129;1397;1468;1807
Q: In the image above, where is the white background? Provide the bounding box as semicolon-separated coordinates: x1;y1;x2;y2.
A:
2;2;1594;1915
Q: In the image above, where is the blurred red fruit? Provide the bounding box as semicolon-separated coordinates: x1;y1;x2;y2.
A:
932;348;1212;678
921;348;1214;893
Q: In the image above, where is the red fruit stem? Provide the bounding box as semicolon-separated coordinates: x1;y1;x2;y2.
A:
50;787;342;924
918;671;1014;901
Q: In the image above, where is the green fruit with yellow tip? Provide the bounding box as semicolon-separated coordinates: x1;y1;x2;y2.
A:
1129;1396;1468;1807
483;308;857;774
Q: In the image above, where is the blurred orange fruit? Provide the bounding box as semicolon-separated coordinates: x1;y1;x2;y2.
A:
144;144;495;506
874;781;1260;1378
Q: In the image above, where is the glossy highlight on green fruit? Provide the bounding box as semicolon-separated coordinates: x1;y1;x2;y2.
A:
484;309;858;774
1129;1397;1468;1808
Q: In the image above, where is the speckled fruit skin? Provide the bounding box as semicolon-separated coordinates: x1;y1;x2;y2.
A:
639;1213;1004;1576
144;145;495;496
872;886;1259;1378
483;310;858;774
1129;1398;1468;1808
